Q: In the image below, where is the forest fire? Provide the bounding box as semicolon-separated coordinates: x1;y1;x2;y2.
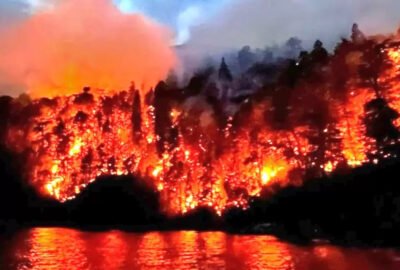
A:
3;32;400;216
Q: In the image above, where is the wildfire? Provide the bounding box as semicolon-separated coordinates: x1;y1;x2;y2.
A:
3;40;400;216
337;88;376;167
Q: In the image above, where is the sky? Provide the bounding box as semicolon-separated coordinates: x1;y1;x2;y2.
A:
0;0;230;44
114;0;231;44
188;0;400;50
2;0;400;48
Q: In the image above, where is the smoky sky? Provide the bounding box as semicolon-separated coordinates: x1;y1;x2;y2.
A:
187;0;400;52
0;0;176;97
1;0;400;90
2;0;400;48
115;0;230;44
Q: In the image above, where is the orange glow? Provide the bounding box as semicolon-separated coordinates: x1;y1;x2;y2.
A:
152;166;163;178
384;47;400;128
323;161;334;173
337;88;376;167
7;229;400;269
4;42;400;216
69;138;83;157
261;164;285;185
5;88;309;215
0;0;176;98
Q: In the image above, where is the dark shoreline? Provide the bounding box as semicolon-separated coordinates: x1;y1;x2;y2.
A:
2;146;400;248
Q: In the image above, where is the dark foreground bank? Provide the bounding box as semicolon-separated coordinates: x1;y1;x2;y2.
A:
2;144;400;247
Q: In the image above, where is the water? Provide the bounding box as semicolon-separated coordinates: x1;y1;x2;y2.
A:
1;228;400;270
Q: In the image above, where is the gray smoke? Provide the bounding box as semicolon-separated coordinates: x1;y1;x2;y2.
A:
185;0;400;55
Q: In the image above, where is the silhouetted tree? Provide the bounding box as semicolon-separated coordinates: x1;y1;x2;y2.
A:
74;87;94;105
238;46;255;72
185;67;214;97
263;49;274;63
16;93;32;107
218;58;233;82
285;37;303;59
311;40;329;65
331;39;353;99
359;41;392;97
281;59;300;88
144;89;154;106
351;23;366;44
166;70;179;89
298;51;312;77
131;89;142;142
364;98;399;147
0;96;12;143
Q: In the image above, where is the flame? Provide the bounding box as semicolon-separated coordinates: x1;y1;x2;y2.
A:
4;41;400;216
261;166;281;185
337;88;376;167
69;138;83;157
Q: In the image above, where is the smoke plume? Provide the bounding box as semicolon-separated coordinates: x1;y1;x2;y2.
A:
186;0;400;53
0;0;176;97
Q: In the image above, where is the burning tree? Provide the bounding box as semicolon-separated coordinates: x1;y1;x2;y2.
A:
2;25;400;216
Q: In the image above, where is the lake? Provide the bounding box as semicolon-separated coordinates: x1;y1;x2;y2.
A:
0;228;399;269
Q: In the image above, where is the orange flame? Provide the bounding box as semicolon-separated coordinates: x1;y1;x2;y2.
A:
4;43;400;216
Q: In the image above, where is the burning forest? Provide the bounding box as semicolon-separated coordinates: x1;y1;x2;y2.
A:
2;25;400;216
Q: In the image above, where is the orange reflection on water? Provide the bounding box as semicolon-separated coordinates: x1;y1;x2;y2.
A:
231;235;294;270
25;228;88;270
3;228;400;270
136;232;169;270
92;231;129;270
166;231;200;268
313;246;347;269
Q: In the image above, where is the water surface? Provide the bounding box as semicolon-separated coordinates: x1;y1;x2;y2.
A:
1;228;400;269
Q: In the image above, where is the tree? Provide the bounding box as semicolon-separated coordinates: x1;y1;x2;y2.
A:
218;58;233;82
280;59;300;88
166;70;179;89
263;49;274;63
359;41;392;97
0;96;13;143
351;23;366;44
285;37;303;59
185;67;214;97
364;98;400;159
238;46;255;72
331;39;353;99
298;51;312;78
131;90;142;142
364;98;399;144
311;40;329;64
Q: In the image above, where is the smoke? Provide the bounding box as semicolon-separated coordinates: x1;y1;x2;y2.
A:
115;0;230;45
0;0;176;98
186;0;400;54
